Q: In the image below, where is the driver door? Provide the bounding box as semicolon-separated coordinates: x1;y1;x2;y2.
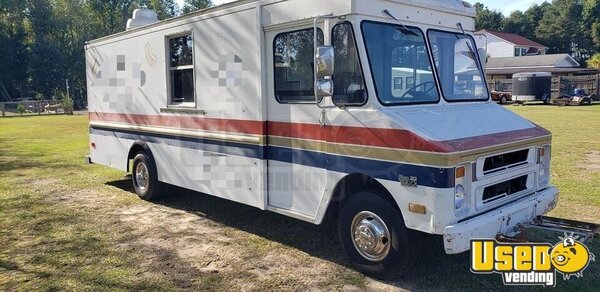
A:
265;26;329;220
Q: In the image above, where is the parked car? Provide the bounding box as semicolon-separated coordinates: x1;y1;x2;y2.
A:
553;89;595;106
491;90;512;104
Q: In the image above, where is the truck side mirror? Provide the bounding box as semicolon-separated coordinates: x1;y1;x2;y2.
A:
315;46;334;99
316;79;333;97
316;46;334;78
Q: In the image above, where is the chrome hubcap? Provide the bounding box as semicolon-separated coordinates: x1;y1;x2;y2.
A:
351;211;391;262
135;162;149;191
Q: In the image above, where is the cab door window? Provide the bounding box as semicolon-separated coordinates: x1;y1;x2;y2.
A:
273;28;323;103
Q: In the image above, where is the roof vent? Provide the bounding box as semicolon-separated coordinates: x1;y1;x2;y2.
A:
126;8;158;31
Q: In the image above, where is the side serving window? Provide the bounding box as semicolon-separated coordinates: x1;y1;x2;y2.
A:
168;33;194;105
332;22;367;106
273;28;323;103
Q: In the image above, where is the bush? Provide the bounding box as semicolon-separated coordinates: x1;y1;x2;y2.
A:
16;103;25;116
62;95;74;115
588;53;600;69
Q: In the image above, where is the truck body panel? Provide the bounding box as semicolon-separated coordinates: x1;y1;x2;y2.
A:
86;0;558;255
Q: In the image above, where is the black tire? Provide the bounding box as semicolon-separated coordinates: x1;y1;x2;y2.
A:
338;191;421;279
543;95;550;105
132;151;164;201
500;96;507;104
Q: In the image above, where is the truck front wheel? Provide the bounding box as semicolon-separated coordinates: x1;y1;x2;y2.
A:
132;152;164;201
338;191;420;279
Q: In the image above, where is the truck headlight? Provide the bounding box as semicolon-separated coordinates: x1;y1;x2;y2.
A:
539;162;547;183
454;164;470;216
538;145;551;188
455;184;465;209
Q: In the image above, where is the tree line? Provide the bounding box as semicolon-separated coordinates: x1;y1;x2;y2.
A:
0;0;212;103
1;0;599;103
474;0;600;67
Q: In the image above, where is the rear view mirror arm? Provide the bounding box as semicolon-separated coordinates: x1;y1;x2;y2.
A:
314;14;337;108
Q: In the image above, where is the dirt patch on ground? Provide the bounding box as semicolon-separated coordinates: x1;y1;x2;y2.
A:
23;177;61;189
113;199;400;291
581;151;600;172
28;178;397;290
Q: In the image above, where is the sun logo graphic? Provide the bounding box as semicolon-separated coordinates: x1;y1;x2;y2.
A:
470;233;595;287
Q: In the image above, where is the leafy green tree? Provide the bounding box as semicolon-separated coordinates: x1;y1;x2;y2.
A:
592;25;600;52
53;0;97;107
88;0;136;36
536;0;583;58
502;3;549;41
502;11;528;36
182;0;212;14
0;0;187;104
28;0;62;99
474;2;504;31
582;0;600;51
0;0;29;100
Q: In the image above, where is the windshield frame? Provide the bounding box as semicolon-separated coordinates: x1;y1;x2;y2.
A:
360;20;441;106
426;28;490;103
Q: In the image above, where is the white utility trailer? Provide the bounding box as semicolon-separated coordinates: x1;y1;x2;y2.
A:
85;0;578;277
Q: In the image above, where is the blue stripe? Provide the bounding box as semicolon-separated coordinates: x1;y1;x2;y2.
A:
268;146;454;188
91;126;454;188
90;127;266;160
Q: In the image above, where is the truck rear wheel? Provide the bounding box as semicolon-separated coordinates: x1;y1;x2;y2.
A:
132;152;163;201
338;191;420;279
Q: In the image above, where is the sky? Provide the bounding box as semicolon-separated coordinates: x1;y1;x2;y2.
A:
175;0;547;15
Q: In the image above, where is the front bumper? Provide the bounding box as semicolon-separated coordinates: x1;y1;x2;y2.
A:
443;187;559;254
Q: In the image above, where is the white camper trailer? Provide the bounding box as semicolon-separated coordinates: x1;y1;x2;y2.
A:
86;0;561;277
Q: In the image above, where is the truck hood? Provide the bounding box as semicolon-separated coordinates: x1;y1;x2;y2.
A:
387;103;550;152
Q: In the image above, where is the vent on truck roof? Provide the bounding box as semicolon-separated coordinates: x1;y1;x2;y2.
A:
126;8;158;31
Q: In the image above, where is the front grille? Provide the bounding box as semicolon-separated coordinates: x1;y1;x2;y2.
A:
483;149;529;175
482;175;528;204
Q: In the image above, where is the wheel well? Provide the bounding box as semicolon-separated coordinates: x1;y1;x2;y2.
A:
127;141;150;172
324;173;400;222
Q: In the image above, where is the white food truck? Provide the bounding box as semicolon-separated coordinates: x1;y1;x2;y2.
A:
85;0;574;277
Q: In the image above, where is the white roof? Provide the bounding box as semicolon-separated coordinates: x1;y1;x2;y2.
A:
392;68;433;74
512;72;552;78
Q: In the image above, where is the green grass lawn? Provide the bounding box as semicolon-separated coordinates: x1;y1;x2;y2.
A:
0;106;599;290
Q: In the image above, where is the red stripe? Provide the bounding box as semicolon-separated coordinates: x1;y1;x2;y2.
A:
89;112;550;153
444;127;550;151
267;121;455;152
89;112;266;135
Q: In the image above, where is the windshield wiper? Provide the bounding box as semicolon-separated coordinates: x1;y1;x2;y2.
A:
456;22;484;73
382;9;418;36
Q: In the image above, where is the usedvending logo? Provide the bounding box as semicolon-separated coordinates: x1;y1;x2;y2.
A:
470;233;595;286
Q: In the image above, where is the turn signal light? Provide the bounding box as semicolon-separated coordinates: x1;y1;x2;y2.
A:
408;203;427;214
456;166;465;179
